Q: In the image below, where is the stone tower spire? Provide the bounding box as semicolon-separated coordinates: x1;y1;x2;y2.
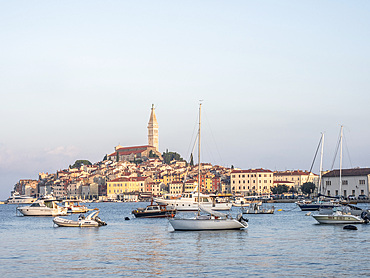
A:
147;104;159;152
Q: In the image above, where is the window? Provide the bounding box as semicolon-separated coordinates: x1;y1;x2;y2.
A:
326;181;331;186
342;180;348;185
327;190;330;196
360;180;365;185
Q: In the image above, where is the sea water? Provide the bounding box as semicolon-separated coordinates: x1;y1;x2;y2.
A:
1;202;370;277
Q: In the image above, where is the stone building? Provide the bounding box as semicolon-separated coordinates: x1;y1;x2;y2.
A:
231;168;273;195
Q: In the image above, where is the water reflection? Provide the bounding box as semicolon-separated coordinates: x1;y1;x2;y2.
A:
1;202;370;277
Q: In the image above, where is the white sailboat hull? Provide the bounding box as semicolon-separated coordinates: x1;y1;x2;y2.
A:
169;218;247;231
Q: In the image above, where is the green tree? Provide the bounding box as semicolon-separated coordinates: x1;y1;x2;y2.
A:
300;182;316;195
71;160;92;169
270;184;290;194
162;150;184;164
189;153;194;166
149;150;159;158
116;152;119;162
103;154;107;161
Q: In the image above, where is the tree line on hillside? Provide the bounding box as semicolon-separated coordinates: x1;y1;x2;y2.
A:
270;182;316;195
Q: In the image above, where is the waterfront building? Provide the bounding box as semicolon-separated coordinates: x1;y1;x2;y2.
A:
169;181;183;195
184;179;198;193
273;170;318;192
322;168;370;198
107;176;150;199
147;181;165;196
231;169;273;195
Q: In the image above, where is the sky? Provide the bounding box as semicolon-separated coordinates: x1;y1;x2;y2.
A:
1;1;370;199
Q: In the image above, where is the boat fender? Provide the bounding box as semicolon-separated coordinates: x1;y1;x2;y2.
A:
343;225;357;230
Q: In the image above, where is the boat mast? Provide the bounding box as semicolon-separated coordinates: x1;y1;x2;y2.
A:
339;125;343;198
318;133;324;196
197;103;202;214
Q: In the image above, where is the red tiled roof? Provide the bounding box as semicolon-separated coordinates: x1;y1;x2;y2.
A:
273;180;294;184
274;170;313;176
323;168;370;177
231;168;272;174
109;177;148;182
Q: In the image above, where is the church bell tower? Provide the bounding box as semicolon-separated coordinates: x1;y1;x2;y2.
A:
147;104;159;152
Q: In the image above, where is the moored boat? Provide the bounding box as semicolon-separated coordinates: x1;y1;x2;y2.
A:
53;209;107;227
311;207;370;224
154;191;232;211
132;201;176;218
242;202;275;214
169;206;248;231
17;196;68;216
61;200;90;213
168;103;248;231
6;192;37;204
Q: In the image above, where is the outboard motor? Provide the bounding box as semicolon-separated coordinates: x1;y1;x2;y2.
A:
360;211;370;223
237;213;248;223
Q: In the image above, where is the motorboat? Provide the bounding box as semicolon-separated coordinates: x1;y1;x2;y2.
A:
311;207;370;224
154;191;232;211
53;209;107;227
296;198;342;211
242;202;275;214
232;197;250;207
132;201;176;218
17;196;68;216
169;206;248;231
6;192;37;204
61;200;90;213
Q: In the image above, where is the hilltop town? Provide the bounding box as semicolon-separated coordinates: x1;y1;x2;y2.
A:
9;105;370;201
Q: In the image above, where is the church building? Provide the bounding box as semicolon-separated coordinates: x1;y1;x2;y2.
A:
107;104;162;162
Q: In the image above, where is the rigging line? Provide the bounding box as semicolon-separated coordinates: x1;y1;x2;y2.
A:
330;128;342;170
343;131;353;168
309;135;322;174
185;114;199;162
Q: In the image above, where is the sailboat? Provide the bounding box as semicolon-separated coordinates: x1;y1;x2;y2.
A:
168;103;248;231
311;126;369;224
296;133;340;211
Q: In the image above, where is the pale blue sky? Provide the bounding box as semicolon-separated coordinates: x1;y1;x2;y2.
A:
1;1;370;199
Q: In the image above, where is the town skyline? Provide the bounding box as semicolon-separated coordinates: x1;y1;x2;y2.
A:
1;1;370;199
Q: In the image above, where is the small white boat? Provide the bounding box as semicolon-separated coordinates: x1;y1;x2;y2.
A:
242;202;275;214
232;197;250;207
53;209;107;227
169;206;248;231
312;207;369;224
17;196;68;216
61;200;90;213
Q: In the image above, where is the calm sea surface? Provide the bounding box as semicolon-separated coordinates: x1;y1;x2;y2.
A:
1;202;370;277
